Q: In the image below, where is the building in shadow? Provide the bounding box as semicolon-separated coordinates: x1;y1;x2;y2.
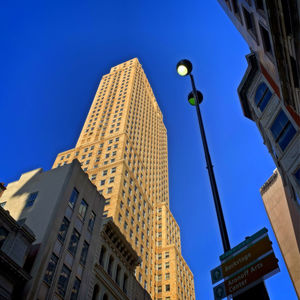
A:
0;160;150;300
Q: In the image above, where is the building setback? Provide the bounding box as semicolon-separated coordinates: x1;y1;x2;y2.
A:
218;0;300;295
260;169;300;298
53;58;195;300
0;160;150;300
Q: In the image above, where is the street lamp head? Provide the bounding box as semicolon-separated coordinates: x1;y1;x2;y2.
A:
188;90;203;106
176;59;193;76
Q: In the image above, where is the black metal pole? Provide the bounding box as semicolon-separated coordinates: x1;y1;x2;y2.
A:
189;74;231;252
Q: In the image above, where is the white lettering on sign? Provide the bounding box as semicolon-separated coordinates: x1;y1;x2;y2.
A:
224;253;252;273
229;280;247;293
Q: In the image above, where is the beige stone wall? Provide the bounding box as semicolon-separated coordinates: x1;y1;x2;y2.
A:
260;170;300;298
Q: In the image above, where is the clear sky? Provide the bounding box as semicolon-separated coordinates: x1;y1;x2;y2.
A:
1;0;297;299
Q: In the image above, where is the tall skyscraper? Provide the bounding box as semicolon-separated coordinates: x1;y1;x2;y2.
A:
53;58;195;300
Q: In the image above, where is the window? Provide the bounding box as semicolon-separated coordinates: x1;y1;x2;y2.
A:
109;177;115;183
103;210;108;217
102;170;108;176
99;246;106;266
58;217;70;243
69;188;79;208
243;7;257;39
255;0;264;11
68;229;80;256
107;255;114;276
107;187;113;194
254;82;272;111
100;180;105;186
0;227;9;248
116;265;121;285
157;286;162;293
88;212;96;232
44;253;58;285
70;278;81;300
57;264;71;297
111;167;116;173
0;202;6;208
165;262;170;269
270;110;296;151
165;273;170;280
165;284;170;292
165;251;170;258
123;274;128;294
260;25;273;55
80;241;89;265
294;168;300;186
78;199;88;219
25;192;38;208
91;174;96;181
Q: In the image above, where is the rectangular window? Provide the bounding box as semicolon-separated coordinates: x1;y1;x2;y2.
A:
243;7;257;39
107;187;113;194
0;227;9;249
294;168;300;186
44;253;58;285
88;212;96;232
58;217;70;243
78;199;88;219
25;192;38;208
270;110;296;151
260;24;273;56
80;241;89;265
70;278;81;300
165;284;170;291
68;229;80;256
69;188;79;208
57;264;71;297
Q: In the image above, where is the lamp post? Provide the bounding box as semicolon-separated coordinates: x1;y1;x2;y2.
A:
176;59;231;252
176;59;270;300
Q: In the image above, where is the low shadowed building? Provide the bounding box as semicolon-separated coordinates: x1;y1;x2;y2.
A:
0;206;35;299
0;160;151;300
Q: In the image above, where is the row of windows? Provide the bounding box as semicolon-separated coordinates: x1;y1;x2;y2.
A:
254;82;297;152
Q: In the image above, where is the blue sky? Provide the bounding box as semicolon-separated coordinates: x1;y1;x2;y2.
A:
1;0;297;299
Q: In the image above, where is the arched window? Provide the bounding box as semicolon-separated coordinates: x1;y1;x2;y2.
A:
103;293;108;300
123;274;128;294
99;246;106;267
254;82;272;111
92;284;99;300
115;265;121;285
107;255;114;277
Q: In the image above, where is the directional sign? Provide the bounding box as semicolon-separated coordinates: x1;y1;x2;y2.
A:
211;235;272;284
214;252;279;299
222;236;272;278
220;228;268;262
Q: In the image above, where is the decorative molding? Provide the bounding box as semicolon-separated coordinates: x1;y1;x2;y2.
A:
260;170;278;195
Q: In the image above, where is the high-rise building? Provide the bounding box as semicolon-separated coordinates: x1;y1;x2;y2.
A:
53;58;195;300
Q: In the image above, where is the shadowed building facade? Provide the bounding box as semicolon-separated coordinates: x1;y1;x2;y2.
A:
218;0;300;296
53;58;195;300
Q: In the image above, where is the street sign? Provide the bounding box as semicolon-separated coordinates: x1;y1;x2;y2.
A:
211;228;280;299
220;227;268;262
222;236;272;278
213;252;279;299
211;235;272;284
